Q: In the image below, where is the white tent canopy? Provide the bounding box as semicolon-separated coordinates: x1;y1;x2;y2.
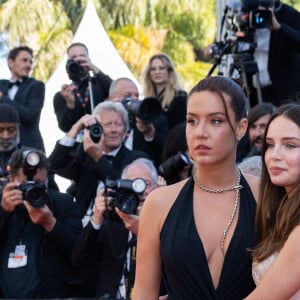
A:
41;0;139;156
39;0;139;190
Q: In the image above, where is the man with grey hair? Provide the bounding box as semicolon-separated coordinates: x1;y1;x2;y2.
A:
49;101;150;218
71;157;159;299
109;77;168;167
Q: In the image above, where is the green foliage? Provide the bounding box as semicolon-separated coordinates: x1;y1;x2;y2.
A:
108;25;167;78
154;0;216;49
162;30;195;65
0;0;72;82
177;60;213;92
96;0;148;29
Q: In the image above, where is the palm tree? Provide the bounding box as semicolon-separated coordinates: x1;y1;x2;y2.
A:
0;0;73;81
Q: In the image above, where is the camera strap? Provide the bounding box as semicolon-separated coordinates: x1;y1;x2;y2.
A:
124;233;137;299
75;84;90;109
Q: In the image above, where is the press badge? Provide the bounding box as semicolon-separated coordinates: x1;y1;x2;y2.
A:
8;244;27;268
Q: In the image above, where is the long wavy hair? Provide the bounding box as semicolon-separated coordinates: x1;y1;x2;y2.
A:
252;103;300;262
141;53;184;109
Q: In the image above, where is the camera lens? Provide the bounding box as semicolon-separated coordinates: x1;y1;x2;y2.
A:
89;123;103;143
24;183;49;208
158;151;191;179
118;194;138;214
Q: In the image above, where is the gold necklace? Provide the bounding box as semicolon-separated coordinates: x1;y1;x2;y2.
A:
193;169;242;254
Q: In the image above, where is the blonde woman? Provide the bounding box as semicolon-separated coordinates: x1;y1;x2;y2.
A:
141;53;187;131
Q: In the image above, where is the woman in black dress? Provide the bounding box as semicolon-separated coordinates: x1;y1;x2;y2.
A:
133;76;260;300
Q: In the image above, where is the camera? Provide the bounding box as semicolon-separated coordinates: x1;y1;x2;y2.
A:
66;59;89;83
18;181;49;208
158;151;192;181
103;177;146;220
122;96;162;124
20;150;49;208
88;123;103;143
210;0;273;58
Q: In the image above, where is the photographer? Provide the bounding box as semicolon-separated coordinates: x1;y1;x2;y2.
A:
0;103;59;192
49;101;150;218
0;148;82;298
208;0;300;107
0;104;21;188
71;158;158;299
109;77;168;167
53;42;112;132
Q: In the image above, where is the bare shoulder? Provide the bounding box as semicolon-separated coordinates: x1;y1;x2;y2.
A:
242;172;260;202
286;225;300;249
141;179;189;229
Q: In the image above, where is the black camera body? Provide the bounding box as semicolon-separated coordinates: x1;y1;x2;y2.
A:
20;150;49;207
103;177;146;220
211;0;273;58
66;59;89;83
158;151;192;181
18;180;49;208
228;0;273;33
122;96;162;124
88;123;103;143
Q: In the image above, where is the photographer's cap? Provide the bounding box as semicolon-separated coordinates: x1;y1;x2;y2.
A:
0;103;20;123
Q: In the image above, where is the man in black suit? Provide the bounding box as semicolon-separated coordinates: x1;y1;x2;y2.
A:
53;42;112;132
49;100;150;218
0;46;45;151
109;77;168;167
0;148;82;298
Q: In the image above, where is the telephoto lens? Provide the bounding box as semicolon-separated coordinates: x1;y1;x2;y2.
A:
158;151;191;180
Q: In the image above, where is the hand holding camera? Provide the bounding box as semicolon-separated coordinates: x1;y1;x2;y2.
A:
1;181;23;212
102;177;146;222
115;208;140;235
61;84;78;109
23;201;56;232
68;114;102;139
92;189;107;226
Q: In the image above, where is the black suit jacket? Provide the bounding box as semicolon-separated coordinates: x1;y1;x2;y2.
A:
53;71;112;132
49;143;150;216
0;77;45;151
0;189;83;298
131;114;169;167
267;3;300;106
72;220;129;298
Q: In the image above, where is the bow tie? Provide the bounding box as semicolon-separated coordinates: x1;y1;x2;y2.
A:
8;80;22;89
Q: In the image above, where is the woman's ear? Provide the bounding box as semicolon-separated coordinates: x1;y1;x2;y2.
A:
236;118;248;141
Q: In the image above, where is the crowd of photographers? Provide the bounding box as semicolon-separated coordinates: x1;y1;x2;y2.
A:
0;0;300;298
0;39;189;298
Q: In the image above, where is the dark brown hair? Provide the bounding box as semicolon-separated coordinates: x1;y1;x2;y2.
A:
8;46;33;61
253;103;300;261
189;76;248;134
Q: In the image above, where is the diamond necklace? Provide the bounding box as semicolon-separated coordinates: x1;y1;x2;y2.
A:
193;169;242;254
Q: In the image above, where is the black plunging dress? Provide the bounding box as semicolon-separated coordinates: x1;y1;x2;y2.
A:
160;175;257;300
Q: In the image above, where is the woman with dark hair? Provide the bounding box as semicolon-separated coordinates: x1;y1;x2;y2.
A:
141;53;187;131
245;103;300;299
133;76;259;300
